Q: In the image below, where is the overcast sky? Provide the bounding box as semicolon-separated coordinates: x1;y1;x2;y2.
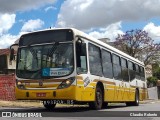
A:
0;0;160;48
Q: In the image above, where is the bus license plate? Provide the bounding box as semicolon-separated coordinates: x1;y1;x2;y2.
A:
36;93;46;97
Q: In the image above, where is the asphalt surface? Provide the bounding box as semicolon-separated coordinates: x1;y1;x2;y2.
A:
0;101;159;120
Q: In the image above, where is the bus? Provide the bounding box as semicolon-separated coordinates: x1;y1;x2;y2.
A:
10;28;148;110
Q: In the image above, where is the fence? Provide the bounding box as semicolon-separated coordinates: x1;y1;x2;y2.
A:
148;87;158;100
0;74;15;101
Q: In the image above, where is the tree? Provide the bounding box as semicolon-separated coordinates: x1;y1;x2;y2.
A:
146;63;160;87
147;76;158;88
115;29;160;65
152;63;160;79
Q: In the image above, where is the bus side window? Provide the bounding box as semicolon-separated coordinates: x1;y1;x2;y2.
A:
140;66;145;81
128;61;136;81
135;64;141;80
76;38;87;73
121;58;129;81
112;54;122;80
101;49;113;78
88;43;102;76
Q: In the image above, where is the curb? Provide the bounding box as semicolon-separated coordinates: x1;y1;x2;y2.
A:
140;99;160;104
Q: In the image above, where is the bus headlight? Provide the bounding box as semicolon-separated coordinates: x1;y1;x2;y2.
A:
17;81;25;89
17;81;22;85
57;77;75;89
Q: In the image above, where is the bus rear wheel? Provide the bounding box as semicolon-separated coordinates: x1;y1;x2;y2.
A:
42;100;56;110
126;90;139;106
102;102;108;109
89;86;103;110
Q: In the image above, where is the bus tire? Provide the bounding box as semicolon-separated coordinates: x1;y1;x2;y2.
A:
102;102;108;109
126;90;139;106
89;86;103;110
133;90;139;106
42;100;56;110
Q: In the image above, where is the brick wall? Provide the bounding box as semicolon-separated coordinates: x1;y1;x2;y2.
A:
0;74;15;101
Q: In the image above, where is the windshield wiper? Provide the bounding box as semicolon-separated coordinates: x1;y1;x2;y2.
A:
29;47;37;58
48;42;59;57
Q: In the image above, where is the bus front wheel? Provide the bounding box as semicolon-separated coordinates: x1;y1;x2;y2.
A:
89;86;103;110
42;100;56;110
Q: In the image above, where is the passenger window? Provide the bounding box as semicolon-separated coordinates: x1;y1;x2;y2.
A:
112;54;121;80
121;58;129;81
128;61;136;81
140;66;145;81
89;43;102;76
135;64;141;80
101;50;113;78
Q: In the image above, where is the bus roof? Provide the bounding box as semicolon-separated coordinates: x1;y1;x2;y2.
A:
70;28;144;66
17;28;144;66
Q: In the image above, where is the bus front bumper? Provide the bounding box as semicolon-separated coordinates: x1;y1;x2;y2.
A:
15;85;77;100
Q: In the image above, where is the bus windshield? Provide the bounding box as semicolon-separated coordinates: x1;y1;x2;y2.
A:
16;43;74;79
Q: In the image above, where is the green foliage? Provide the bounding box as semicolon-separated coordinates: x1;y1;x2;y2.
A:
147;63;160;87
152;63;160;79
147;76;158;88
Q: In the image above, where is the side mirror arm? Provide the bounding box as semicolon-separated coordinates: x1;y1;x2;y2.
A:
10;44;18;61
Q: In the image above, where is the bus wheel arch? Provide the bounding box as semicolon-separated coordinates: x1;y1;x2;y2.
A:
97;82;108;108
126;88;140;106
97;82;104;97
89;81;104;110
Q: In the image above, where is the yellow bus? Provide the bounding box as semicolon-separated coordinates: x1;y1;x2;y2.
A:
10;28;147;110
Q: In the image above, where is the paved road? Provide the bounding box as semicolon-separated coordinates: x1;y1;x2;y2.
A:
0;101;160;120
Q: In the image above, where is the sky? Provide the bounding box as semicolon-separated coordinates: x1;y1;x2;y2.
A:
0;0;160;48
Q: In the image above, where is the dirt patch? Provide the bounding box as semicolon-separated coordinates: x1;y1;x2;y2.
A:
0;100;43;108
0;100;87;108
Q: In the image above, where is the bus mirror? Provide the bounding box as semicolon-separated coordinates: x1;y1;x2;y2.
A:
10;44;18;62
76;38;86;56
10;48;15;61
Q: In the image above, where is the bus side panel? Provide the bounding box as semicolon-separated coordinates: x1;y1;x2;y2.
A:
98;78;115;102
76;76;96;101
129;87;136;101
104;84;115;102
123;86;130;101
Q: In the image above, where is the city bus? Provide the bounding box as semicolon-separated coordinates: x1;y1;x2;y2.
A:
10;28;148;110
